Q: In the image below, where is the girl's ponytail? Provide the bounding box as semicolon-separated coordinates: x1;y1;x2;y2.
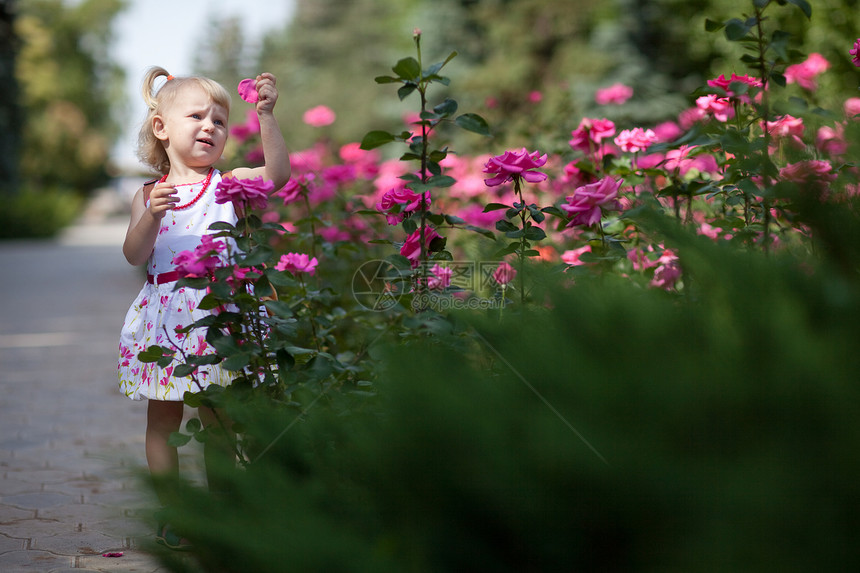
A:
136;66;173;175
141;66;171;112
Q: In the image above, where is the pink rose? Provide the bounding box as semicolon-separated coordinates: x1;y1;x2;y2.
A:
595;83;633;105
400;227;442;268
785;53;829;91
376;188;430;224
275;252;319;276
561;245;592;267
171;236;225;278
214;176;273;211
483;148;548;187
851;39;860;67
614;127;658;153
569;118;616;152
844;98;860;119
428;264;452;290
492;261;517;286
276;173;314;205
561;176;624;227
780;160;836;186
237;78;259;103
695;94;734;122
816;124;847;157
303;105;336;127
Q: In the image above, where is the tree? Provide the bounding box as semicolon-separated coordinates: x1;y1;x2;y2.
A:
0;0;21;195
15;0;126;194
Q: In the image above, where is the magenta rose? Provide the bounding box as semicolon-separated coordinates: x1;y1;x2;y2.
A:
303;105;336;127
561;176;624;227
427;263;452;290
569;118;616;152
172;235;226;278
492;261;517;286
214;176;273;211
275;252;319;276
483;148;548;187
595;83;633;105
785;53;829;91
851;39;860;67
400;227;442;268
614;127;658;153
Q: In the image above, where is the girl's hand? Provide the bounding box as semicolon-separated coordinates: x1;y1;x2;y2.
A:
254;73;279;115
148;182;178;219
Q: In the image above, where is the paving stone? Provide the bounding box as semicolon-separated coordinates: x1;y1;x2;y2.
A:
0;505;36;523
0;549;72;571
30;530;120;555
2;492;79;511
0;517;68;539
0;478;42;496
0;533;27;553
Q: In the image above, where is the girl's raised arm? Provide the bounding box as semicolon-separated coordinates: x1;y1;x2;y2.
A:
231;73;291;190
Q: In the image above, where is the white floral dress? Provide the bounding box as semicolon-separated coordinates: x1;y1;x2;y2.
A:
118;169;236;401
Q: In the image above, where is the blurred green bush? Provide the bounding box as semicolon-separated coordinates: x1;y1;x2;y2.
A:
151;206;860;572
0;189;82;239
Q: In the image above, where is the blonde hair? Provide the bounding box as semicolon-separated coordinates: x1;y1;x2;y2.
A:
135;66;232;174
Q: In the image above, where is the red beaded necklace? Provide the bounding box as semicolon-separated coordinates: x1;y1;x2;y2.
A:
158;168;214;211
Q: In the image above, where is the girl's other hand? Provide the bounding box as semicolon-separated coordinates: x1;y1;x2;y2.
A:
254;73;279;114
149;182;178;219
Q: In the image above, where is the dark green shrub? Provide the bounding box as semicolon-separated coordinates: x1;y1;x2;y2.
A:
0;188;82;239
152;212;860;572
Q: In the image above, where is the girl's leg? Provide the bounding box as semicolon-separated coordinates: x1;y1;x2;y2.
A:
198;406;235;494
146;400;190;549
145;400;184;483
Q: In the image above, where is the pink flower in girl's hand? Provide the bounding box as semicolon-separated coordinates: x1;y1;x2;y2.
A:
237;78;259;103
215;176;273;211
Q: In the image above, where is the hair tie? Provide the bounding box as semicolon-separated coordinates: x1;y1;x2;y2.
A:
166;74;174;81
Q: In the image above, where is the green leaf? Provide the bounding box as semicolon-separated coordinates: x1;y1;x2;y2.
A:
360;130;396;150
173;364;197;378
724;18;752;41
237;245;273;268
264;299;294;318
523;226;546;241
221;353;251;371
185;418;202;433
454;113;491;136
374;75;400;84
208;221;236;232
433;98;458;117
785;0;811;18
705;18;725;32
392;57;421;80
465;225;495;240
398;84;417;101
138;345;173;363
483;203;510;212
495;219;518;232
167;431;192;448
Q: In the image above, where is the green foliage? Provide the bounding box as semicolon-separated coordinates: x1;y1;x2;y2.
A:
152;210;860;571
15;0;125;194
0;187;82;239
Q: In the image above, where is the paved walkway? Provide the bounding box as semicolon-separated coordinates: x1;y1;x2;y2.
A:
0;214;196;572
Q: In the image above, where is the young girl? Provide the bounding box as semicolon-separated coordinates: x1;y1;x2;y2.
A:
117;67;290;548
